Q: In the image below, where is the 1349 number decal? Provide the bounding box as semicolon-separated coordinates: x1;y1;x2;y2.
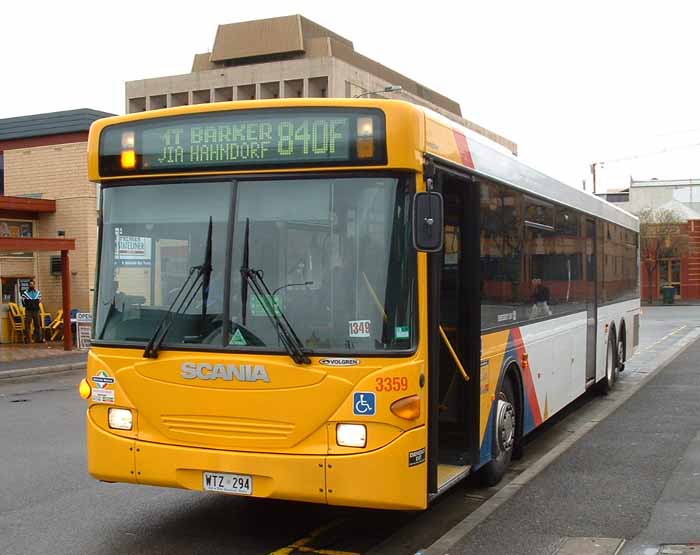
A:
376;376;408;392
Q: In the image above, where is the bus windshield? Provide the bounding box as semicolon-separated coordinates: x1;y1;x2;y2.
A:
95;175;416;355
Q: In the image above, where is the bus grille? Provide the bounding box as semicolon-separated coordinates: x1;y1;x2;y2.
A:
160;415;295;441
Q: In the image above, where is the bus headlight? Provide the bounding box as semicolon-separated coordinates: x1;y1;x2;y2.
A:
108;408;133;431
336;423;367;448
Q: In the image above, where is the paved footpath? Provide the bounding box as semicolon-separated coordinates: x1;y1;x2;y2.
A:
0;351;86;379
436;331;700;555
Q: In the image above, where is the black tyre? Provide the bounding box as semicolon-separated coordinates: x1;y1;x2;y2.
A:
618;329;626;372
478;377;517;486
598;334;618;395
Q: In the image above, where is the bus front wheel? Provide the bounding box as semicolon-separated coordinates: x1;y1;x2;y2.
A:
478;377;517;486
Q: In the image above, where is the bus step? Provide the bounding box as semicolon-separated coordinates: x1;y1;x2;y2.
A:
434;464;470;498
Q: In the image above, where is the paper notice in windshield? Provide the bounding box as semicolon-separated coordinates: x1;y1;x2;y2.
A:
250;294;283;317
349;320;371;338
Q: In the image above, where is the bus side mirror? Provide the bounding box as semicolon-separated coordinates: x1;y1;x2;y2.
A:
412;192;444;252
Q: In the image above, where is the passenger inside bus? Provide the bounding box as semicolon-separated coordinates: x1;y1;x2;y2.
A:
529;278;552;319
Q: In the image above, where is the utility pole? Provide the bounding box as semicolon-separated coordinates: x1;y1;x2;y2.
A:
590;162;598;195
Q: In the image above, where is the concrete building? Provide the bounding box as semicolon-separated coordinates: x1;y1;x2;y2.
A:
0;109;114;342
125;14;517;155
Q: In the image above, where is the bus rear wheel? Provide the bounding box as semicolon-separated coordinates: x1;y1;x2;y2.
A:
478;377;517;486
599;335;618;395
618;328;626;372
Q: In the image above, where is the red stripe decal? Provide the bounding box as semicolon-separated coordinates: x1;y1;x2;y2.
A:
511;327;542;427
452;131;475;168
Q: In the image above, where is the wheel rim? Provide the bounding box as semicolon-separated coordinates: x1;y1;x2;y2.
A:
496;396;515;455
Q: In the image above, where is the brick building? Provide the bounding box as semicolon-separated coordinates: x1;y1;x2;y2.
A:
601;178;700;301
0;109;113;342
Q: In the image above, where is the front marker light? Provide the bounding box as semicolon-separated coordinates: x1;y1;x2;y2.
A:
390;395;421;420
356;116;375;159
78;378;91;399
336;423;367;448
120;149;136;169
108;408;133;431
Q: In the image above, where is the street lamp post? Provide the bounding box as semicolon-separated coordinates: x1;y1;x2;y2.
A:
353;85;403;98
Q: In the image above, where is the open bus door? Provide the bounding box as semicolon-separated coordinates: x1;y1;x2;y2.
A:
423;161;481;499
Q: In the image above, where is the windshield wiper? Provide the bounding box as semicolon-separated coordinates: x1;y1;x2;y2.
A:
143;217;213;358
239;218;311;365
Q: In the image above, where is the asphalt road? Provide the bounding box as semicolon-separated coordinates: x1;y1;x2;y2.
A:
447;313;700;554
0;306;696;555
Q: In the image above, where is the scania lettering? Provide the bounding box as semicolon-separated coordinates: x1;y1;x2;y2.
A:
180;362;270;382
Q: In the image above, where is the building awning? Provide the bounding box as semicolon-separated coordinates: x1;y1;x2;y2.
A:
0;237;74;252
0;196;56;220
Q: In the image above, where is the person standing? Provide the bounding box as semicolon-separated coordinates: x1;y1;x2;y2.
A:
22;280;43;343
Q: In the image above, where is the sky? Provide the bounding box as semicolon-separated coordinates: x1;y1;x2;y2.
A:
4;0;700;192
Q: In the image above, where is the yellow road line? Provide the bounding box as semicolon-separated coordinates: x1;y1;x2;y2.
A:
296;547;360;555
268;519;359;555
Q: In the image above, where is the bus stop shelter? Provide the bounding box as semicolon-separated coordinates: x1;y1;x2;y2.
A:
0;235;76;351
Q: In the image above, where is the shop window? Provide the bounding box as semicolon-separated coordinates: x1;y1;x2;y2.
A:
2;277;32;304
0;219;33;257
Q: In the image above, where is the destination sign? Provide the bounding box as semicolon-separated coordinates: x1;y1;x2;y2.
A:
143;115;350;168
98;108;386;176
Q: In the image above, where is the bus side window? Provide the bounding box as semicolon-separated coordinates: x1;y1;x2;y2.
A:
480;181;524;330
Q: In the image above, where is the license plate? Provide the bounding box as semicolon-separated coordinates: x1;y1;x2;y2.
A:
203;472;253;495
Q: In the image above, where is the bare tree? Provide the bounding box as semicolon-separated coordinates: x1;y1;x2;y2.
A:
636;207;688;303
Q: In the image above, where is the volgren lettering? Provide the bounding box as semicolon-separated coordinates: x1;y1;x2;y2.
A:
180;362;270;382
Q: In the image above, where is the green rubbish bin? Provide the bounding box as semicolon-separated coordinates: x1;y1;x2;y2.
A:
662;286;675;304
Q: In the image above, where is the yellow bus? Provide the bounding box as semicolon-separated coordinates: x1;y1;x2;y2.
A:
81;99;639;510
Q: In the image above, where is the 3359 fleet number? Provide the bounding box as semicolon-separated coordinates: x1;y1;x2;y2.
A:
376;377;408;391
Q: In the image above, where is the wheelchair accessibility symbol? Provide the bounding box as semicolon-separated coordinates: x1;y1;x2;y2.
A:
353;392;376;416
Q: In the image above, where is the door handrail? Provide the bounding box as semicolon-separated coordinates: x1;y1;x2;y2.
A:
438;325;470;381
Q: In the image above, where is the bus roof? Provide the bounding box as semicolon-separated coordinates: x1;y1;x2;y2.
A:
418;105;639;232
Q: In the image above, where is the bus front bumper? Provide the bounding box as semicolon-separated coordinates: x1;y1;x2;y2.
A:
88;417;428;510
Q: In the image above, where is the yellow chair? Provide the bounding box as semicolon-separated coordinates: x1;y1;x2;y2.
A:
8;303;26;343
39;303;53;337
48;309;64;341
